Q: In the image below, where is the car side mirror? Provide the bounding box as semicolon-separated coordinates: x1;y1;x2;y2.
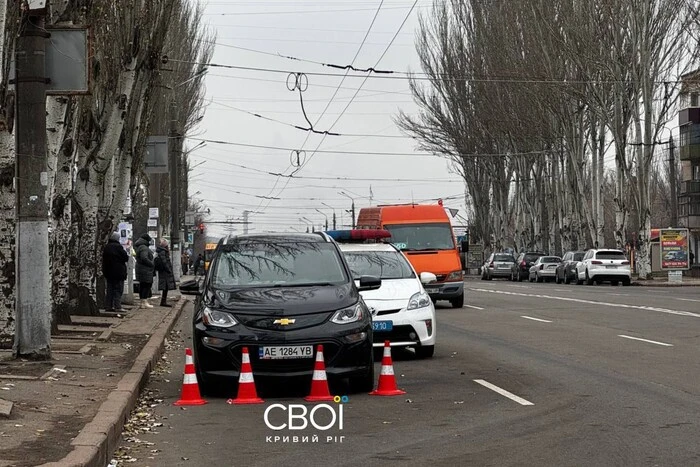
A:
179;278;202;296
358;275;381;291
420;272;437;285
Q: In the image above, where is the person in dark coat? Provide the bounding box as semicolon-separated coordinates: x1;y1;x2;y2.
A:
156;239;176;307
103;232;129;311
193;253;203;277
134;233;155;309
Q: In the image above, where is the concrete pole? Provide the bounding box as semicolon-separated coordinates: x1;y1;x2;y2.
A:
351;200;356;229
669;136;678;227
243;210;250;234
14;8;51;359
169;101;181;283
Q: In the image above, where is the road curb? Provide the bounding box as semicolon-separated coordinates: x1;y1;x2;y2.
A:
39;297;188;467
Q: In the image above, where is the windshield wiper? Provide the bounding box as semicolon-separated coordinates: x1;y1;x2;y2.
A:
271;282;336;287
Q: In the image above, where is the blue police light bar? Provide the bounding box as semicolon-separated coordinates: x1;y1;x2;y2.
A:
326;229;392;242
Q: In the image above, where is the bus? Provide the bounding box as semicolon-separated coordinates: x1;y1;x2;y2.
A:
204;243;218;271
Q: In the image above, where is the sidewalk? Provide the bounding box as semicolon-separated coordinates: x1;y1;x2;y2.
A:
0;290;188;467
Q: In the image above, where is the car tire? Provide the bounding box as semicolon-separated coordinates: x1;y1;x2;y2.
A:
415;345;434;359
611;280;619;286
585;270;594;285
450;294;464;308
349;357;375;393
622;278;631;286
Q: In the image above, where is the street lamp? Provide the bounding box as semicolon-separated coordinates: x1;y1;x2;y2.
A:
321;202;337;230
299;217;312;233
315;209;329;230
338;192;356;228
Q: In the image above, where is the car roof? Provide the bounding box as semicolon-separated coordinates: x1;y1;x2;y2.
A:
221;232;330;245
337;243;398;253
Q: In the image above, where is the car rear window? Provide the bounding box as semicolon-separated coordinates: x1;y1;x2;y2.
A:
573;252;584;261
524;254;543;262
595;251;626;260
494;254;515;262
542;257;561;263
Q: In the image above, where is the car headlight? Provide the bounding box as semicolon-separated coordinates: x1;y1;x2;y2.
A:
202;306;238;328
407;291;431;310
446;270;463;281
331;303;363;324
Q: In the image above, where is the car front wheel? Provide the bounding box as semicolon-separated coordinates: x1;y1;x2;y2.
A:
450;294;464;308
586;270;594;285
349;358;375;393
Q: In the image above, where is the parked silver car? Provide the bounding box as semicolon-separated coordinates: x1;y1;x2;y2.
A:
481;253;516;280
529;256;562;282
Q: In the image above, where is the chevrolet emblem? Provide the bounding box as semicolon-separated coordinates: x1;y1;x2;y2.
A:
273;318;296;326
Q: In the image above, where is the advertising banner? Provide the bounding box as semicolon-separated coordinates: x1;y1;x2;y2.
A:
660;228;689;270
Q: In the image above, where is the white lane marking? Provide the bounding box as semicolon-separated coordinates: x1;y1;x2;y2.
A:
618;335;673;347
468;288;700;319
521;315;552;323
675;297;700;303
609;293;630;296
464;304;484;310
553;289;567;292
474;379;534;406
509;285;530;289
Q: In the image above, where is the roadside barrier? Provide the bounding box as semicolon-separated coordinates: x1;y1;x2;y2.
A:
227;346;264;405
173;348;208;406
304;344;334;402
370;340;406;396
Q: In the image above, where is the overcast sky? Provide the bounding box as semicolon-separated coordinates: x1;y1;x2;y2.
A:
188;0;466;236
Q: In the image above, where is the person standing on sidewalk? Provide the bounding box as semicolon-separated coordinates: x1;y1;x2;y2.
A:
156;238;176;307
102;232;129;312
193;253;203;277
135;234;155;309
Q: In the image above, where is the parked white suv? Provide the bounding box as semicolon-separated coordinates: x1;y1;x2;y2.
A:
575;249;631;286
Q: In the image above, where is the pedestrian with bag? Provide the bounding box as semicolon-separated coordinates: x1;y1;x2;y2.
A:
134;233;155;309
103;232;129;312
155;238;176;307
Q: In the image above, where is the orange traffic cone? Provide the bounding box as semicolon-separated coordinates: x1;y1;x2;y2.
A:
369;341;406;396
304;345;334;402
227;347;264;405
174;348;208;406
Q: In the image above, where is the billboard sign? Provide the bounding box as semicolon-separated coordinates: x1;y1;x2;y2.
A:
660;228;689;270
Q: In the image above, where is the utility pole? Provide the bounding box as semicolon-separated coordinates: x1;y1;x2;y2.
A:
332;211;337;230
14;3;51;359
669;136;678;227
169;101;181;282
243;210;250;234
351;200;356;229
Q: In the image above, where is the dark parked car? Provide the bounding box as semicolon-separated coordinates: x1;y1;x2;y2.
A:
180;233;379;395
555;251;585;284
511;252;545;281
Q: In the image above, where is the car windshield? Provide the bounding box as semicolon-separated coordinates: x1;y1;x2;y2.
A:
524;254;543;262
343;250;415;280
596;251;626;260
573;252;584;261
542;257;561;263
212;241;348;288
384;223;455;251
494;254;515;262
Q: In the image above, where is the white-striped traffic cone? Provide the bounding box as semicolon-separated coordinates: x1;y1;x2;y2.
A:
227;347;264;405
369;341;406;396
173;348;208;406
304;345;334;402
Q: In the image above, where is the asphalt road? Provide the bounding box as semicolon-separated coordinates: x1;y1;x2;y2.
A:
115;279;700;467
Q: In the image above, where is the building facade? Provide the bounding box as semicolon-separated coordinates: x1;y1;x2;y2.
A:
678;70;700;269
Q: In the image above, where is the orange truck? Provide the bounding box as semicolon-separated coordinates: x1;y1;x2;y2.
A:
356;204;464;308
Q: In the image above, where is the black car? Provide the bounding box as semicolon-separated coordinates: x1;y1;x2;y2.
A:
510;252;545;281
181;233;379;395
555;251;585;284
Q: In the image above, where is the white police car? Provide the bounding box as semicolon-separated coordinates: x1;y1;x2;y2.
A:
330;230;437;359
